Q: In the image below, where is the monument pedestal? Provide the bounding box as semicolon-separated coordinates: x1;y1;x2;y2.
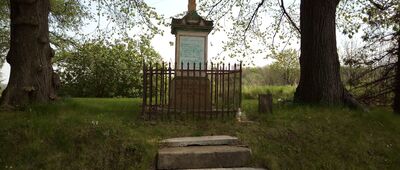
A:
170;76;211;111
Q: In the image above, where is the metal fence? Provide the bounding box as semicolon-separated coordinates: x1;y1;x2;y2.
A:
142;62;242;120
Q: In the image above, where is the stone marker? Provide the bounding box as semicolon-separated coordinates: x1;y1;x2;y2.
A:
160;135;238;147
258;93;273;113
169;0;214;112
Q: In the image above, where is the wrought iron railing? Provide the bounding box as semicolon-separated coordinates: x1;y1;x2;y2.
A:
142;62;242;120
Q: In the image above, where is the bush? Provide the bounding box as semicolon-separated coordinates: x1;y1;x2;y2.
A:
55;38;160;97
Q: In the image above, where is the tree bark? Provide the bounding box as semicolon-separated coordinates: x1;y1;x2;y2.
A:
1;0;59;108
294;0;348;105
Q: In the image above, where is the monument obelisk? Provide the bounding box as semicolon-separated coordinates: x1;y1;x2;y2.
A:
170;0;214;111
171;0;214;69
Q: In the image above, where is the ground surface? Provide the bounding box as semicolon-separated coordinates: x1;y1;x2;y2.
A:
0;98;399;169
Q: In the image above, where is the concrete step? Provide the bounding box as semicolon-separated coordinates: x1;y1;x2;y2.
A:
184;168;266;170
160;136;239;147
157;146;251;170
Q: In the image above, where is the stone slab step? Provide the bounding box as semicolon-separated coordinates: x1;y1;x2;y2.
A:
157;146;251;170
160;136;239;147
184;168;266;170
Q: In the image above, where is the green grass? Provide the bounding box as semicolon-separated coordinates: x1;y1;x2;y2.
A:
0;98;400;169
243;85;296;101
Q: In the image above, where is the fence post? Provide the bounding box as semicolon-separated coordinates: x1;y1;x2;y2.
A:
168;63;172;120
233;64;237;111
210;62;214;119
149;63;153;120
227;63;231;116
142;62;147;118
239;62;243;109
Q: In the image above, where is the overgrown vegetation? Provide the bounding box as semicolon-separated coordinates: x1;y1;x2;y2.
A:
242;85;295;101
0;98;399;169
55;37;161;98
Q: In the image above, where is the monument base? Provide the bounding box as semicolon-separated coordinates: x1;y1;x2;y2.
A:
170;76;211;111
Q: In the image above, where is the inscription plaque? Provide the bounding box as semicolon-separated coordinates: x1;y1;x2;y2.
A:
179;36;205;68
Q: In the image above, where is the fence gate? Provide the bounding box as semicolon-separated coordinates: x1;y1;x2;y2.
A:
142;62;242;120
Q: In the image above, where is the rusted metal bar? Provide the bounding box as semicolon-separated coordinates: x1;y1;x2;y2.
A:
222;63;225;118
174;62;178;119
216;63;219;118
233;64;237;111
227;63;231;116
149;63;153;120
164;63;168;118
180;62;183;119
239;62;243;108
142;62;147;118
204;62;208;119
208;62;214;119
155;63;159;119
168;63;172;120
199;63;202;119
186;62;190;119
160;62;164;120
193;63;196;119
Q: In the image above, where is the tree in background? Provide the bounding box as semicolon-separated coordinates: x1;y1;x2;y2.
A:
56;37;160;98
0;0;164;108
339;0;399;111
294;0;350;105
270;49;299;85
202;0;364;108
1;0;58;108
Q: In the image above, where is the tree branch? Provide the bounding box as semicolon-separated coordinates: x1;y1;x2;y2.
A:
279;0;300;34
368;0;385;10
244;0;265;34
206;0;224;18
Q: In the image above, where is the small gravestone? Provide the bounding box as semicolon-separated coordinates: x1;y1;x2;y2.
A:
169;0;214;112
258;93;273;113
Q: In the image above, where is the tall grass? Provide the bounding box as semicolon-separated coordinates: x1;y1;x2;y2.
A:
0;98;399;169
243;85;296;101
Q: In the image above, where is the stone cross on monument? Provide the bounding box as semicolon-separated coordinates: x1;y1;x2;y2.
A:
171;0;214;69
188;0;196;12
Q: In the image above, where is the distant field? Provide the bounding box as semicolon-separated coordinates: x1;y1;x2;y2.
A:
0;98;399;169
243;85;296;101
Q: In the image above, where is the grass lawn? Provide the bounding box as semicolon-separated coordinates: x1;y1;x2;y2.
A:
0;98;399;169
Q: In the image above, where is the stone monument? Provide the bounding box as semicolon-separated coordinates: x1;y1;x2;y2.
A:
170;0;214;111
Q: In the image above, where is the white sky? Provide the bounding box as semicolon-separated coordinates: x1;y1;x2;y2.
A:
1;0;353;84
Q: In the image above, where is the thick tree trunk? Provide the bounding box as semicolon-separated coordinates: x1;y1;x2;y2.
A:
294;0;348;105
394;36;400;114
1;0;59;108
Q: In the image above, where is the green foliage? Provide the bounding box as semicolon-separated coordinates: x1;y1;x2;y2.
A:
0;98;399;169
339;0;399;105
55;38;160;97
242;65;299;87
270;49;300;85
84;0;165;38
0;0;9;64
0;0;165;59
198;0;300;64
242;85;296;101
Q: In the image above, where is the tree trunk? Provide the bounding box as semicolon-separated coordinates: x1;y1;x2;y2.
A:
394;35;400;114
294;0;347;105
1;0;59;108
